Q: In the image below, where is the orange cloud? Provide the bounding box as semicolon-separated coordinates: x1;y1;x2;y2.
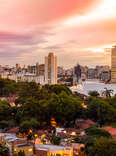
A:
0;0;115;67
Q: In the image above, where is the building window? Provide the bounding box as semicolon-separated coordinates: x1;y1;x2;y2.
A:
28;148;32;152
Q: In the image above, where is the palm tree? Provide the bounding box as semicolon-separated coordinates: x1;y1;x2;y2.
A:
102;88;114;97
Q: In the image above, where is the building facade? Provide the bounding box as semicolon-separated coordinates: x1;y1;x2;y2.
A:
45;53;57;84
35;144;73;156
111;46;116;83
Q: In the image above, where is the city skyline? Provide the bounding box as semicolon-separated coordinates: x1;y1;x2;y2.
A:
0;0;116;68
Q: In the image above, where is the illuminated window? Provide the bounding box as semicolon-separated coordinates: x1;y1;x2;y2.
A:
28;148;32;152
71;132;76;136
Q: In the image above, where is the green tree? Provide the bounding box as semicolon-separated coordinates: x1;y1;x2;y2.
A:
0;78;17;96
86;97;116;126
17;81;39;105
0;100;12;121
88;91;100;97
18;150;25;156
86;137;116;156
105;96;116;109
85;126;112;138
19;118;38;133
49;84;72;95
73;137;84;144
50;134;61;145
15;110;22;124
47;91;82;127
0;120;9;129
22;97;42;120
0;144;9;156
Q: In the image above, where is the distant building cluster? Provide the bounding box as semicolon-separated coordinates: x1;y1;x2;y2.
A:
73;65;111;85
0;53;57;85
0;45;116;85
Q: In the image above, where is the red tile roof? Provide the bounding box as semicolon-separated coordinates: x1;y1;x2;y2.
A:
75;119;96;130
101;126;116;139
6;127;19;133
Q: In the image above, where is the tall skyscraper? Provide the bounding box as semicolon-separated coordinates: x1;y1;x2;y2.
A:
45;53;57;84
111;46;116;83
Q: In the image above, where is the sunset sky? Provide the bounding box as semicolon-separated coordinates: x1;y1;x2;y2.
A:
0;0;116;68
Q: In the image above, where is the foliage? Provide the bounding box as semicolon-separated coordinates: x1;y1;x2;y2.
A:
18;150;25;156
1;78;116;132
19;118;38;133
88;91;100;97
0;78;17;96
0;120;9;129
105;96;116;109
86;97;116;126
47;91;82;126
73;137;84;144
85;126;112;138
0;100;12;121
85;137;96;155
85;137;116;156
44;84;72;95
50;134;61;145
0;144;9;156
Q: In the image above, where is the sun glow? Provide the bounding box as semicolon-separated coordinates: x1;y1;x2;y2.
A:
63;0;116;26
92;48;104;53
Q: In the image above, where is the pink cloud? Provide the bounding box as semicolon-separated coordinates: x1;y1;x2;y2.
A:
0;0;115;67
0;0;100;30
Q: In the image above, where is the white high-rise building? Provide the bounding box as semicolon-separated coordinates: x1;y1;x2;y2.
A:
45;53;57;84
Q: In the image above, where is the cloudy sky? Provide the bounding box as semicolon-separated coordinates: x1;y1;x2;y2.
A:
0;0;116;68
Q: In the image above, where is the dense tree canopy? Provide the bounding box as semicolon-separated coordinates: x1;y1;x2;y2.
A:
85;137;116;156
0;78;116;133
0;100;12;122
0;78;17;96
85;97;116;126
1;78;116;156
85;126;112;138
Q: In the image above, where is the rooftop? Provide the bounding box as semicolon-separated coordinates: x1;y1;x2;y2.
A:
35;144;72;152
101;126;116;139
15;143;32;147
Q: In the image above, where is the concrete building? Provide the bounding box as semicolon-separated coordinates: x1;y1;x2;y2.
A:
73;64;81;85
57;66;64;76
35;144;73;156
111;46;116;83
16;64;21;73
14;143;33;156
0;133;32;156
36;62;39;76
27;65;36;74
74;64;81;80
38;64;45;76
100;71;111;82
87;68;97;79
45;53;57;84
